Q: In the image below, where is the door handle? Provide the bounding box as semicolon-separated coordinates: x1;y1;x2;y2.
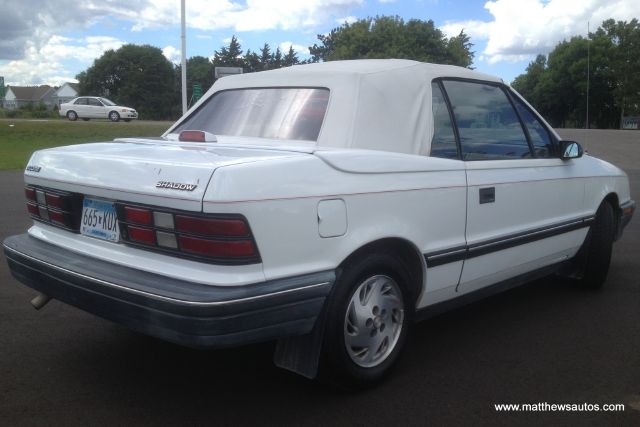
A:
479;187;495;204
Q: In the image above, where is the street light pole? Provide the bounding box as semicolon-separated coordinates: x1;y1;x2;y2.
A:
586;21;590;129
181;0;187;116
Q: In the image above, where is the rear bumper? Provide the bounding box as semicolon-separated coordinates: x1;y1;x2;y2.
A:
3;234;334;348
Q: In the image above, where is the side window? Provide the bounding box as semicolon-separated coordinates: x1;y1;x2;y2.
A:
429;82;459;159
88;98;102;106
443;80;532;160
512;96;554;158
74;98;87;105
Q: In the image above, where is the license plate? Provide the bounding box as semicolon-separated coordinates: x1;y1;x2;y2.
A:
80;198;120;242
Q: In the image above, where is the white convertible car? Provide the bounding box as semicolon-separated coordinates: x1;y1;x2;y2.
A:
3;60;634;386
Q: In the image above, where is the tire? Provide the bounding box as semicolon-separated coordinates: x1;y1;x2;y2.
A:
109;111;120;122
577;202;615;289
66;111;77;121
320;253;413;388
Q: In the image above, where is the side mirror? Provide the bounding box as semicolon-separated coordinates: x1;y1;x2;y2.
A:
560;140;583;160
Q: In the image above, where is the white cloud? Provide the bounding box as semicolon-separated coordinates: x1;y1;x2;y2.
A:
162;45;181;64
128;0;363;32
336;15;358;25
279;41;310;55
2;1;362;61
0;1;139;60
442;0;640;64
0;35;124;86
1;0;364;85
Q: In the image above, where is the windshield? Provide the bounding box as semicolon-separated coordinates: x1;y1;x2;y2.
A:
173;88;329;142
99;98;117;106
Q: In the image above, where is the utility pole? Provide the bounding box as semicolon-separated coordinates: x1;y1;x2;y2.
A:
181;0;187;116
586;21;590;129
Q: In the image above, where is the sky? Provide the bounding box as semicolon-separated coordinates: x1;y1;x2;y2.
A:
0;0;638;87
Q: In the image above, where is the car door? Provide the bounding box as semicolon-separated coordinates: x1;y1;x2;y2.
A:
437;79;588;294
86;98;105;118
73;97;88;117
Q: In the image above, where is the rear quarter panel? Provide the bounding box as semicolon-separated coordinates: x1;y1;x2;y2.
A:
203;154;467;292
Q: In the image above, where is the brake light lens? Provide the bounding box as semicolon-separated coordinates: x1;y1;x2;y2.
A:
124;206;153;225
25;188;36;202
179;130;217;142
45;193;66;210
175;215;249;237
27;203;39;216
128;226;156;245
179;235;256;257
48;210;69;226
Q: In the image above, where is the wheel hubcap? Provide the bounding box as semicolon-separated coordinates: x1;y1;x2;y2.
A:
344;275;404;368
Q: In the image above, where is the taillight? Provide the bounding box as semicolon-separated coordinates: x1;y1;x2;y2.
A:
117;203;259;264
27;203;39;216
128;226;156;244
25;188;36;202
124;207;153;225
25;186;76;230
45;193;67;210
175;216;249;237
178;235;256;258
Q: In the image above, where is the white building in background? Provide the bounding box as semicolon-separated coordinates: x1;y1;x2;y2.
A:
3;86;56;110
53;82;79;106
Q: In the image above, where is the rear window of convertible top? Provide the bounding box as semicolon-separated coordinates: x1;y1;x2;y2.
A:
174;87;330;142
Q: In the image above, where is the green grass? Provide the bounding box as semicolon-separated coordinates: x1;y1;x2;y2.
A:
0;119;172;169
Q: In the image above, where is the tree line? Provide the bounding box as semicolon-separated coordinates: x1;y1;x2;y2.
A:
512;19;640;129
77;16;473;120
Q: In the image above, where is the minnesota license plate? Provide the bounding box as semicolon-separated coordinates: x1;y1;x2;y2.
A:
80;198;120;242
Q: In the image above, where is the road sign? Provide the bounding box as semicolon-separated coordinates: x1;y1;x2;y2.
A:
192;83;202;102
214;67;243;79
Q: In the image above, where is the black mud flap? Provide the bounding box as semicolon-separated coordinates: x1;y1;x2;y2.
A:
273;267;341;379
273;302;328;379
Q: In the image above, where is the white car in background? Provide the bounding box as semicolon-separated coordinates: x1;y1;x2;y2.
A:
4;60;635;387
59;96;138;122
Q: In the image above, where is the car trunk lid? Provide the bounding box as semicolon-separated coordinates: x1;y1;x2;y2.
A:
25;137;309;211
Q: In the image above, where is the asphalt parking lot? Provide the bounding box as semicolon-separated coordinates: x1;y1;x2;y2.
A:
0;129;638;426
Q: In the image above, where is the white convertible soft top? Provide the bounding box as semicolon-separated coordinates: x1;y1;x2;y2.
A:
168;59;503;155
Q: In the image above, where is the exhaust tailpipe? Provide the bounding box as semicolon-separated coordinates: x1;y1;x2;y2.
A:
30;293;51;310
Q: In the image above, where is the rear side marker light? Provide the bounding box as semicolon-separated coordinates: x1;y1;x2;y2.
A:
178;235;256;258
175;216;249;237
124;207;153;225
128;226;156;245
